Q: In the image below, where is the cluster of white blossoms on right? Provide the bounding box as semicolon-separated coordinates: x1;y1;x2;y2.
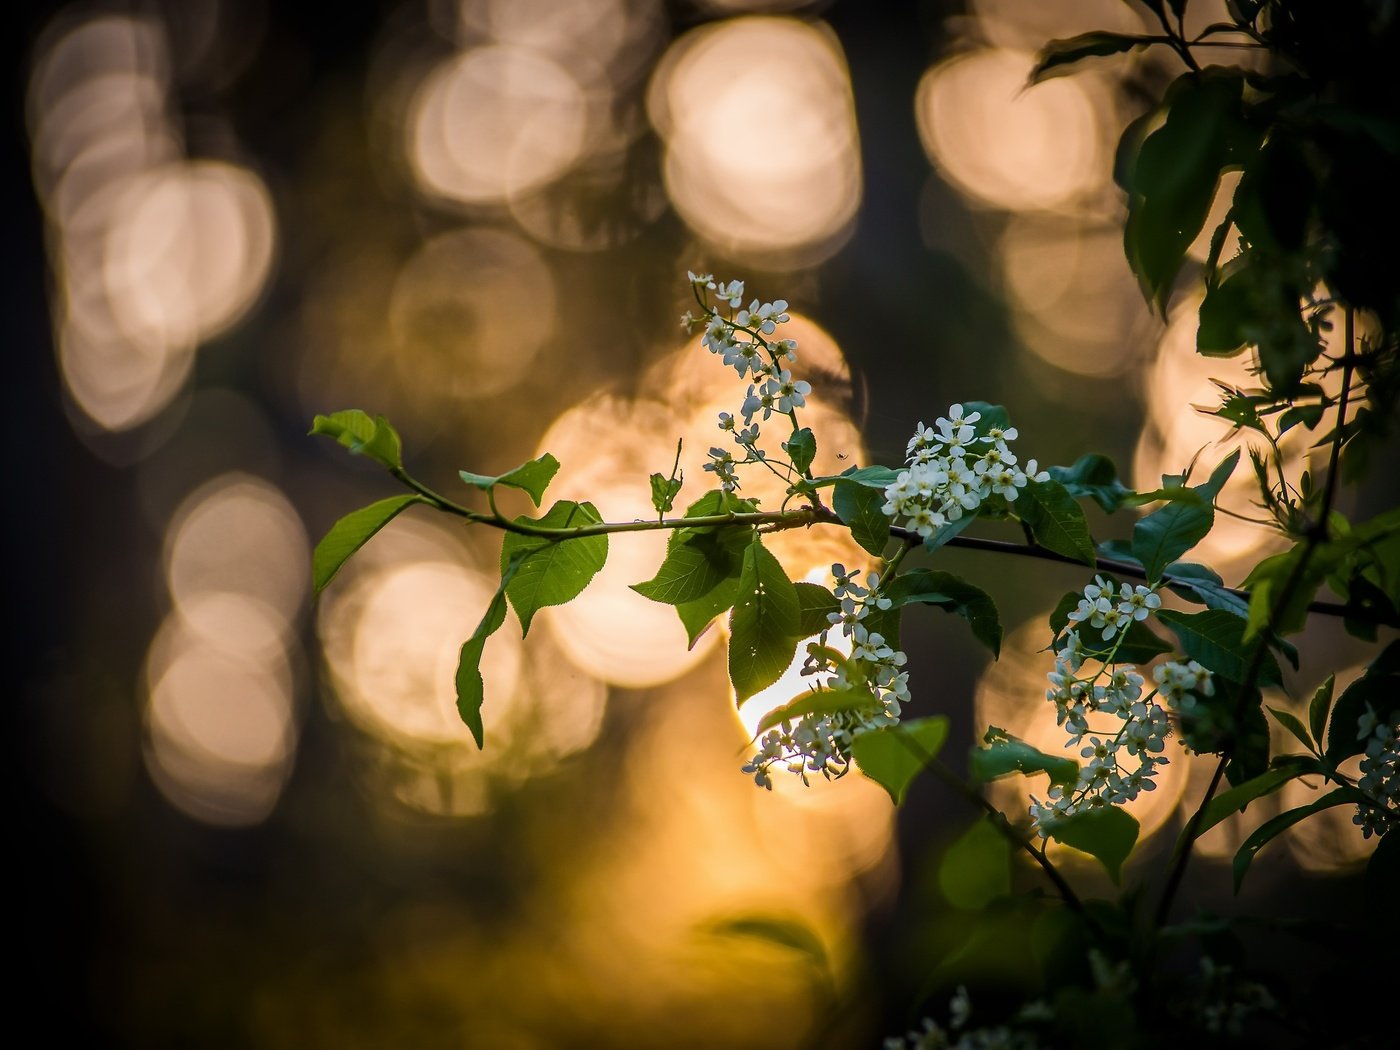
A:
882;405;1048;538
1029;578;1180;834
1354;706;1399;838
742;563;910;790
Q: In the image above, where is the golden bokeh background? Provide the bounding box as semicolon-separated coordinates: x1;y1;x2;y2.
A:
18;0;1388;1044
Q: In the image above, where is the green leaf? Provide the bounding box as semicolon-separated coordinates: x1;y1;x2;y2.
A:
704;915;829;975
675;577;743;651
633;531;743;606
660;491;759;646
1121;72;1257;309
814;465;900;489
1191;758;1314;841
971;727;1078;787
1131;492;1212;584
794;582;840;637
832;478;891;557
1233;788;1368;891
850;717;950;805
1226;702;1271;785
455;552;528;748
459;453;560;507
1156;608;1282;686
1211;384;1269;433
961;401;1011;436
1267;706;1314;753
1018;479;1095;565
784;428;816;476
1049;807;1140;884
757;686;872;734
923;513;976;553
1130;454;1236;584
1049;454;1134;513
678;488;757;522
313;495;423;594
1326;661;1400;761
938;817;1011;910
1029;31;1152;84
310;410;404;470
650;473;682;516
500;500;607;635
885;569;1002;658
1164;561;1249;619
1277;403;1325;435
730;538;801;704
1197;270;1253;356
1308;675;1336;749
1241;545;1319;639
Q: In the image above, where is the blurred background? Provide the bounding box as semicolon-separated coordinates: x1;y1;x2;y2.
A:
12;0;1388;1046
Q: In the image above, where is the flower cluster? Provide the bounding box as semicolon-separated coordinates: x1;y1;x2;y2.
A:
884;986;1045;1050
1067;574;1161;641
742;563;910;789
1354;706;1399;838
882;405;1048;538
1030;579;1177;834
685;272;810;493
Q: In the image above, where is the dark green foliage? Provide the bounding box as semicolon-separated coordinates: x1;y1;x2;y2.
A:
1029;31;1152;83
832;478;890;556
1049;454;1134;513
1018;479;1095;565
850;717;950;805
971;726;1078;787
885;569;1002;657
1048;807;1140;884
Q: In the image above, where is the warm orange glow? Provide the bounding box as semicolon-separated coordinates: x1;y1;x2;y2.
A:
457;0;663;91
316;515;608;815
387;228;555;401
649;16;861;268
31;15;276;435
335;559;524;747
657;313;868;578
144;473;308;827
916;49;1107;213
408;45;588;206
143;593;299;828
1134;299;1295;577
164;474;309;626
103;162;275;349
999;215;1148;378
537;395;721;686
970;0;1148;52
58;316;196;432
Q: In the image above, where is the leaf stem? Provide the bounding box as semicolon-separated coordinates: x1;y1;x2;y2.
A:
391;467;1366;621
918;755;1103;934
1152;309;1358;926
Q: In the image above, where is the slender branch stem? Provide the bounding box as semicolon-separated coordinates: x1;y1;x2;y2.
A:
919;756;1100;931
393;469;1365;621
1154;310;1358;926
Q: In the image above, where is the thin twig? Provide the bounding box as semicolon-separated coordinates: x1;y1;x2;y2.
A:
1154;310;1358;926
